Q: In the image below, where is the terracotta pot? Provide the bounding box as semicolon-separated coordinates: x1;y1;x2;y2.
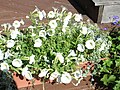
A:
15;76;94;90
13;72;42;89
79;61;94;76
12;61;96;90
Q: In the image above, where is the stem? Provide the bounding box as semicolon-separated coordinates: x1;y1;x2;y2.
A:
43;78;45;90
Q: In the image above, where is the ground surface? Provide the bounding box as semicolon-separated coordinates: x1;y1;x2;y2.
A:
0;0;111;29
0;0;78;24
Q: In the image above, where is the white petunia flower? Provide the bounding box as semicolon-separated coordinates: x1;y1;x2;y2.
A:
68;50;77;57
28;25;35;29
77;44;85;52
32;6;39;13
29;54;35;64
49;20;57;29
81;26;88;35
39;30;46;38
61;7;67;12
0;62;9;71
49;70;60;81
26;16;29;18
4;49;11;59
24;71;33;80
1;23;8;30
42;10;46;18
32;33;36;37
38;11;44;20
63;12;72;27
43;56;49;63
74;14;83;22
67;12;72;19
80;55;86;62
61;72;72;84
7;23;12;30
48;11;55;18
6;40;15;48
22;66;28;76
10;29;20;39
55;53;64;63
0;49;4;60
96;37;102;42
38;69;48;77
20;19;25;25
34;38;42;47
62;27;66;33
85;40;95;49
47;29;55;36
74;70;83;79
1;23;12;30
12;59;23;67
99;42;106;51
12;20;21;29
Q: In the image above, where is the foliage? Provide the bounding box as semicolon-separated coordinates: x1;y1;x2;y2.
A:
0;71;17;90
93;16;120;90
0;7;111;85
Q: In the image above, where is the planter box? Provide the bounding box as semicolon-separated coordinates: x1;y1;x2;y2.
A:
13;72;41;89
74;0;120;23
12;62;94;90
16;76;94;90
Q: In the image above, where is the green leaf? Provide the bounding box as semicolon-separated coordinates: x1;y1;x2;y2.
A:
108;75;116;83
100;66;111;73
116;45;120;50
101;74;116;86
101;74;108;85
115;81;120;84
118;36;120;41
115;59;120;67
103;60;113;67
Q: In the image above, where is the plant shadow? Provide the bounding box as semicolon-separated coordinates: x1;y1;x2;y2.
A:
0;70;18;90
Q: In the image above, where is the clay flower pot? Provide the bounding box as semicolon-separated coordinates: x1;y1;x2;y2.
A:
79;61;94;76
12;72;93;90
12;72;41;89
12;61;95;90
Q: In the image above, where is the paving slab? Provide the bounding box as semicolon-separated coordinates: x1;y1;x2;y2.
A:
0;0;78;25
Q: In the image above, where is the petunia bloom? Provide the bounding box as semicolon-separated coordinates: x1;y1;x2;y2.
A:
29;54;35;64
6;40;15;48
0;49;4;60
77;44;85;52
49;20;57;29
48;11;55;18
49;70;60;81
55;53;64;63
38;69;48;77
74;14;83;22
81;26;88;35
85;40;95;49
0;62;9;71
12;20;21;29
34;38;42;47
12;59;23;67
61;72;72;84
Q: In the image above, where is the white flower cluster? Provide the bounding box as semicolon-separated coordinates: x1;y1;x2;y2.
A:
0;7;111;85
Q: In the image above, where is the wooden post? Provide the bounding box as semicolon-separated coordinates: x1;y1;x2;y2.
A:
97;5;104;23
74;0;120;23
